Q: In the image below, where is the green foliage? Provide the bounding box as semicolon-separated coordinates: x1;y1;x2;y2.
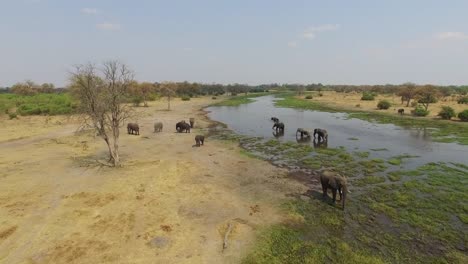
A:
132;96;143;106
458;110;468;121
0;93;75;116
377;100;391;110
305;95;313;99
8;112;17;119
438;106;456;120
457;97;468;104
361;92;375;101
181;95;191;101
412;105;429;116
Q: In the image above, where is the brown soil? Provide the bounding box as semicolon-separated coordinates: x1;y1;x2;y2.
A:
0;98;306;264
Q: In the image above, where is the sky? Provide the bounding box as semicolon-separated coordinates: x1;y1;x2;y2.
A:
1;0;468;87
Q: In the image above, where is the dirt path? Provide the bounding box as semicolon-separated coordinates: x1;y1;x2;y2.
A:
0;98;305;264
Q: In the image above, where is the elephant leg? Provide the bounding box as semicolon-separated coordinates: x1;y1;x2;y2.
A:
338;188;342;201
332;189;337;203
322;186;327;198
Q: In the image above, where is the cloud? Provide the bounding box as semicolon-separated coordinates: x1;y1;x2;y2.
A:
287;41;297;48
435;31;468;40
81;8;98;15
302;24;340;39
96;22;121;31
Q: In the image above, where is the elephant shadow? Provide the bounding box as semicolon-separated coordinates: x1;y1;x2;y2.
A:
304;189;343;208
272;130;284;138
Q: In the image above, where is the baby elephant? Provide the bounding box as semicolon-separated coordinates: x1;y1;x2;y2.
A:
154;122;163;132
127;123;139;135
320;171;348;210
195;135;205;146
398;108;404;115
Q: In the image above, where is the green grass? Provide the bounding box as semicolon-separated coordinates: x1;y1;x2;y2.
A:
0;93;76;116
211;92;271;106
274;93;468;145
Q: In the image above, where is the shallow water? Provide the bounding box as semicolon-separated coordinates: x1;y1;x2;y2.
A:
207;95;467;167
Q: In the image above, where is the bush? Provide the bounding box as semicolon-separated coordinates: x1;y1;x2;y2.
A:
458;110;468;121
355;104;360;108
457;97;468;104
361;92;375;101
132;96;143;106
438;106;456;120
8;112;17;119
212;96;217;100
377;100;391;110
318;93;323;97
181;95;190;101
412;105;429;117
305;95;313;99
411;101;418;107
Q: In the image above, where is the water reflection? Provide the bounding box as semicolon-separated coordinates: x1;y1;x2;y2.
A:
313;139;328;148
272;130;284;138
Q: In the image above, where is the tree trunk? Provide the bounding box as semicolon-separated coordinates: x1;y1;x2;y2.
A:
406;99;410;107
167;96;171;110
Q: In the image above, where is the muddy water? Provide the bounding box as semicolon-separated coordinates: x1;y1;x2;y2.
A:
207;96;467;167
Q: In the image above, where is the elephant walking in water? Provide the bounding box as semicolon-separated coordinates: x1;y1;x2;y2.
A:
314;128;328;142
272;122;285;132
271;117;279;123
127;123;139;135
320;170;348;210
296;128;311;139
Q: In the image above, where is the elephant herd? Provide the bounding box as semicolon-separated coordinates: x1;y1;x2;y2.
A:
270;117;329;144
126;118;205;147
271;117;348;209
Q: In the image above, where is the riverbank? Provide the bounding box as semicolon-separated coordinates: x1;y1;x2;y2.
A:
275;93;468;145
0;97;304;263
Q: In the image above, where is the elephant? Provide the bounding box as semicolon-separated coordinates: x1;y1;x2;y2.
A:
189;118;195;128
176;121;191;133
320;170;348;210
272;122;285;132
296;128;311;139
271;117;279;123
127;123;139;135
398;108;404;115
154;122;163;132
313;128;328;142
195;135;205;146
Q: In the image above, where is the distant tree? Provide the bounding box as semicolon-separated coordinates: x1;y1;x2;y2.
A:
438;106;456;120
11;80;38;95
397;83;418;107
40;83;55;93
158;82;177;110
416;85;441;111
139;82;154;107
70;61;134;167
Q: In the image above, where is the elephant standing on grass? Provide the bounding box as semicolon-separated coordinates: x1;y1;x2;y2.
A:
272;122;285;132
127;123;139;135
154;122;163;132
314;128;328;142
320;171;348;210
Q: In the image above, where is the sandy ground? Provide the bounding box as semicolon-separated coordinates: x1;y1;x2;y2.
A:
0;98;305;264
310;91;468;118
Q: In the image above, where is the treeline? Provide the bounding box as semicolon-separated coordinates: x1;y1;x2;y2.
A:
2;81;468;97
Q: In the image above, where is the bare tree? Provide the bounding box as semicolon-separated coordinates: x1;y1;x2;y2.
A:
70;61;134;167
158;82;177;110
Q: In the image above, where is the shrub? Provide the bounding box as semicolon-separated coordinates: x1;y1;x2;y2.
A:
411;101;418;107
355;104;360;108
305;95;313;99
412;105;429;117
361;92;375;101
132;96;143;106
181;95;190;101
231;92;237;96
458;110;468;121
457;97;468;104
438;106;456;120
318;93;323;97
212;96;217;100
377;100;391;110
8;112;17;119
